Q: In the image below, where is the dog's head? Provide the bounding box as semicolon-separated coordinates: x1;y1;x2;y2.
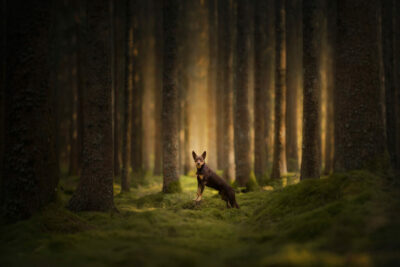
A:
192;151;206;169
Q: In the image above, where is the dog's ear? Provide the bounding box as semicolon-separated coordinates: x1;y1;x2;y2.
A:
192;151;197;161
201;151;206;160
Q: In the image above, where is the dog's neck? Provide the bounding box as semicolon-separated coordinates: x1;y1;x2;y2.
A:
196;163;205;173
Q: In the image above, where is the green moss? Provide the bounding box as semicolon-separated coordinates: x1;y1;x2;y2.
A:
245;171;260;192
163;179;182;193
1;170;400;266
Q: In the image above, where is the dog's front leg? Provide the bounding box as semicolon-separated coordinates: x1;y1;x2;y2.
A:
194;178;205;202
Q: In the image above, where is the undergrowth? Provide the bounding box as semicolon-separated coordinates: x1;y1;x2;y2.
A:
1;170;399;266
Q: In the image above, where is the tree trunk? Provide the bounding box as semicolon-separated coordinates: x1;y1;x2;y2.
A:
130;0;143;183
112;0;120;178
271;0;287;179
162;0;181;193
323;0;336;175
334;0;386;172
394;1;400;172
264;0;275;171
381;0;397;171
121;0;133;192
207;0;218;170
285;0;301;172
254;0;269;182
218;0;235;182
234;0;251;187
301;0;321;180
68;0;115;212
153;0;163;176
2;0;59;221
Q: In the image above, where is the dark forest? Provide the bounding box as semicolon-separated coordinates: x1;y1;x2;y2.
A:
1;0;400;266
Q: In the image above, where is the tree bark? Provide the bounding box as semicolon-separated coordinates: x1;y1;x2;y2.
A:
323;0;336;175
121;0;133;192
285;0;301;172
218;0;235;182
162;0;181;193
253;0;269;182
68;0;115;212
381;0;397;171
301;0;321;180
130;0;143;182
334;0;386;172
394;1;400;172
234;0;251;187
207;0;218;170
271;0;287;179
2;0;59;221
153;0;163;176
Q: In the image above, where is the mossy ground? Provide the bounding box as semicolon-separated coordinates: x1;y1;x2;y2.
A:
1;170;400;266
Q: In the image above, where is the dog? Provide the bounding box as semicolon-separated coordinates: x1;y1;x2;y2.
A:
192;151;239;209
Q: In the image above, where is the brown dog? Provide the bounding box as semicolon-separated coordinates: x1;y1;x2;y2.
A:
192;151;239;209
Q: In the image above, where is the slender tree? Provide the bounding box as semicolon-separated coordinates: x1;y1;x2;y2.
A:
68;0;115;212
381;0;397;171
1;0;59;221
121;0;134;192
301;0;321;180
207;0;218;170
285;0;301;172
153;0;163;176
334;0;386;172
162;0;181;193
395;1;400;172
264;0;275;170
254;0;269;182
234;0;251;187
271;0;287;179
218;0;235;182
131;0;144;182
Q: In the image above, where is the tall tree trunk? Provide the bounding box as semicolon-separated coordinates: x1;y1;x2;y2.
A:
216;1;227;172
271;0;287;179
218;0;235;182
0;0;6;188
253;0;268;182
68;0;115;212
381;0;397;171
285;0;301;172
334;0;386;172
323;0;336;175
162;0;181;193
153;0;163;176
264;0;275;170
112;0;120;178
234;0;251;187
207;0;217;170
2;0;59;221
394;1;400;172
301;0;321;180
130;0;143;183
121;0;133;192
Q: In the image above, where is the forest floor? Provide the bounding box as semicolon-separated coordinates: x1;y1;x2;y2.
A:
1;170;400;266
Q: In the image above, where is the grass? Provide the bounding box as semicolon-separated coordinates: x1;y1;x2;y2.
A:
1;170;400;266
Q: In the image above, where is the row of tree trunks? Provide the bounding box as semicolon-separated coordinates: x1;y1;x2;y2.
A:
68;0;115;212
271;0;287;179
2;0;59;221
